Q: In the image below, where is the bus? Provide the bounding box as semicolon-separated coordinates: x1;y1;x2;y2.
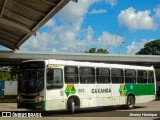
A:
17;59;156;112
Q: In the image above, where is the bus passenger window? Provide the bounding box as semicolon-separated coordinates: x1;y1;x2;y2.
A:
137;70;147;83
125;70;136;83
65;66;78;84
111;69;124;83
96;68;110;84
80;67;95;84
47;68;63;89
148;71;154;83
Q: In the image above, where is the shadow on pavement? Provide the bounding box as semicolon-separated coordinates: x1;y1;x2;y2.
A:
41;105;147;117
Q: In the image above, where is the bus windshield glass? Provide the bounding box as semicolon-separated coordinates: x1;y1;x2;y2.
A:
18;61;45;93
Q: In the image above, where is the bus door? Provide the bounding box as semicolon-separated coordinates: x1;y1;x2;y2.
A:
96;68;112;106
45;66;65;110
111;69;124;105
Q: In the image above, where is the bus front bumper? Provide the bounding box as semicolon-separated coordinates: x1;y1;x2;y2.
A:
17;101;45;110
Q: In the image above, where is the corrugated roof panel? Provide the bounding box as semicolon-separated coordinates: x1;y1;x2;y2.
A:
0;0;71;50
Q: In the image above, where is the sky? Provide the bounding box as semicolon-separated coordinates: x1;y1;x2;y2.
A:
1;0;160;54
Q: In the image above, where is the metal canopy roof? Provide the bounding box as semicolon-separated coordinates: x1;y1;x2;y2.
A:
1;50;160;69
0;0;71;50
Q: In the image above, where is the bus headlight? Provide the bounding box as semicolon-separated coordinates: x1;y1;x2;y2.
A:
17;95;20;102
38;96;44;102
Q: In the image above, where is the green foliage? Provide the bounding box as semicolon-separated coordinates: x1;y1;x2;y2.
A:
10;66;19;80
0;66;18;81
85;48;108;54
136;40;160;81
136;40;160;55
156;69;160;81
0;71;11;80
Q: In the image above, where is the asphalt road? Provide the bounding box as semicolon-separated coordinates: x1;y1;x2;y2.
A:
0;100;160;120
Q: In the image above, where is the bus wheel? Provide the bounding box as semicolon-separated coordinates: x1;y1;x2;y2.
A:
127;95;135;109
67;98;75;114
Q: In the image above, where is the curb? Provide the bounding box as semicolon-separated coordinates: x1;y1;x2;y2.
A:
0;95;17;103
0;98;17;103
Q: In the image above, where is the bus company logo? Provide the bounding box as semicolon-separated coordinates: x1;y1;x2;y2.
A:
65;84;76;97
130;85;133;90
119;84;127;96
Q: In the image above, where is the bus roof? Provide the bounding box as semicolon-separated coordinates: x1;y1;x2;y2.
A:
26;59;155;71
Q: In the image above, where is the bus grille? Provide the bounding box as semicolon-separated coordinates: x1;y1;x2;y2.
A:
20;95;36;99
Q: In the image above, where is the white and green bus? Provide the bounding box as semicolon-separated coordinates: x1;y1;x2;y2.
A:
17;59;156;112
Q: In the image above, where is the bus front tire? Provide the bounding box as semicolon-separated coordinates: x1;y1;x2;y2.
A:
17;103;23;108
67;99;75;114
127;95;135;109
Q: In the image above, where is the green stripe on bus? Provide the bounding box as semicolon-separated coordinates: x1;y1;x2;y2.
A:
119;84;155;96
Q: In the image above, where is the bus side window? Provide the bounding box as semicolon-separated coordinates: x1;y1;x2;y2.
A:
111;69;124;84
96;68;110;84
80;67;95;84
148;71;154;83
125;69;136;83
64;66;78;84
137;70;147;83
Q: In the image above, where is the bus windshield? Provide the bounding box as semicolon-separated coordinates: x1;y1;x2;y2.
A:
18;62;45;93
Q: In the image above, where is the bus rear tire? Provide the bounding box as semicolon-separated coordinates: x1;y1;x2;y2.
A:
127;95;135;109
67;98;75;114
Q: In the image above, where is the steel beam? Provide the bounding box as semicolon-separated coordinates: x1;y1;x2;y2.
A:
17;0;70;47
16;33;31;48
32;0;70;32
0;0;7;17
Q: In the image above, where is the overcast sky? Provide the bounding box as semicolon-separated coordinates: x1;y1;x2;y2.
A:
1;0;160;54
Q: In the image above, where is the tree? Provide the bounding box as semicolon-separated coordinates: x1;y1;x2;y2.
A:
136;40;160;81
10;66;18;80
136;40;160;55
0;66;18;81
85;48;108;54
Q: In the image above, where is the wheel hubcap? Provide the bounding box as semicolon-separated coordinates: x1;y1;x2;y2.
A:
129;98;133;107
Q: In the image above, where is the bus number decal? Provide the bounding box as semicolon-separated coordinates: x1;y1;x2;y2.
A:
78;89;84;93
